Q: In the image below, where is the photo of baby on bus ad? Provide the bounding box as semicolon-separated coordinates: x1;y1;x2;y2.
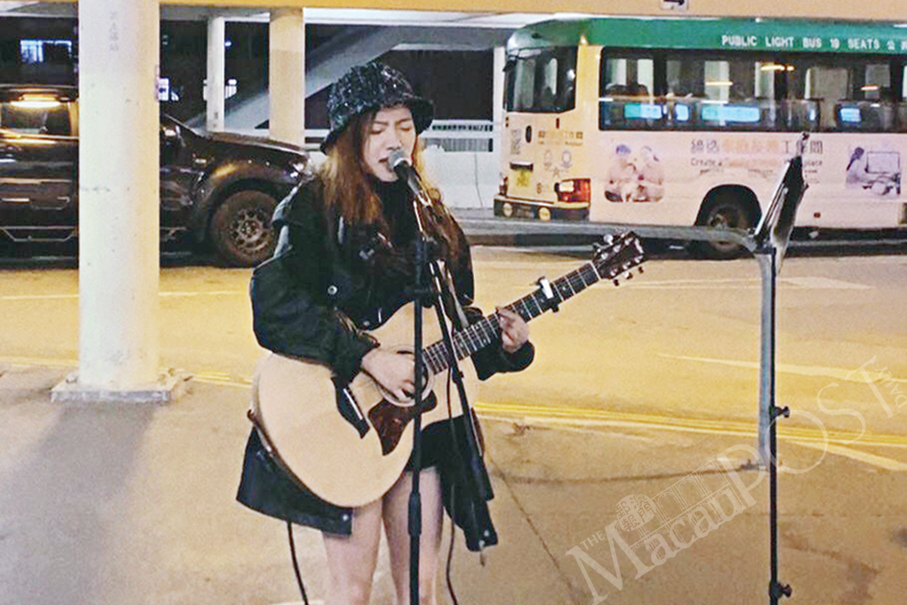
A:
605;144;666;203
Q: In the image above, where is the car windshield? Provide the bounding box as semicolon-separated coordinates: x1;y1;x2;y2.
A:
0;99;73;136
163;113;197;134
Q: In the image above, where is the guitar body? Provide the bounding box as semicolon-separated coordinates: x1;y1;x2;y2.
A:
252;302;477;508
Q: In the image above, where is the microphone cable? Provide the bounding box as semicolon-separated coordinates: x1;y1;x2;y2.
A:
444;369;462;605
287;522;311;605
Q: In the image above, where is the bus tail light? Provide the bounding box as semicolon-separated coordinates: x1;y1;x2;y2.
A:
555;178;591;204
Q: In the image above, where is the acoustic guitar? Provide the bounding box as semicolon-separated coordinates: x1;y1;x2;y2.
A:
250;233;645;507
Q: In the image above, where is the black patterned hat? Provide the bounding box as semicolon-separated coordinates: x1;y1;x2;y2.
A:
321;62;433;152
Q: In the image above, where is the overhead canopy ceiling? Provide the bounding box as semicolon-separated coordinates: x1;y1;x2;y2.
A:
2;0;906;23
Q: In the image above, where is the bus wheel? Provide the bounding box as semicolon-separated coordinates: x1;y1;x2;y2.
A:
209;189;277;266
694;192;752;259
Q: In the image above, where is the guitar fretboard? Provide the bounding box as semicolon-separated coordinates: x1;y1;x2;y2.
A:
422;260;607;375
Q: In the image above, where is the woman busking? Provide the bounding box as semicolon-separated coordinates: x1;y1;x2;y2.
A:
236;62;534;605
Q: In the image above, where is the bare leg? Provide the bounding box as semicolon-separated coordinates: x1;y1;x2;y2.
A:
383;468;445;605
322;497;383;605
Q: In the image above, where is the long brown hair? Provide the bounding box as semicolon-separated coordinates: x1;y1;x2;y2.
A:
320;110;462;260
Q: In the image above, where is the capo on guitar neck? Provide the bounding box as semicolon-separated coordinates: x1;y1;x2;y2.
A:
536;277;559;312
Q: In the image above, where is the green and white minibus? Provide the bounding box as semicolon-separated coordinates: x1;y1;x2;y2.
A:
495;17;907;256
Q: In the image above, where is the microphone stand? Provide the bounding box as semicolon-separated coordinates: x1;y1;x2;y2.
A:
397;155;488;605
403;163;434;605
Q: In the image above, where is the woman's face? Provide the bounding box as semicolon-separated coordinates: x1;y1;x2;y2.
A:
362;105;417;182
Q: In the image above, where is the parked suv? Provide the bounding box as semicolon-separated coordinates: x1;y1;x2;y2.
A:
0;84;308;266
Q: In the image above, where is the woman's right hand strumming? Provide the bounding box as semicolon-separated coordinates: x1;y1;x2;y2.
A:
361;348;416;401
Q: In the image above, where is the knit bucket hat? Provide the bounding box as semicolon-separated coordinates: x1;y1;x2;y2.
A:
321;62;433;152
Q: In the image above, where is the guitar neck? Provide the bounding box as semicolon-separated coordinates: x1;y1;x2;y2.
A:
423;260;604;375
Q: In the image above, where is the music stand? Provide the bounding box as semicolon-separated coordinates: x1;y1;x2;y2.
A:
750;133;809;604
576;133;809;604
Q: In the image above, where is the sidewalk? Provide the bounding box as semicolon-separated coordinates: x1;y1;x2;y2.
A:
453;208;606;247
0;363;577;605
1;362;904;604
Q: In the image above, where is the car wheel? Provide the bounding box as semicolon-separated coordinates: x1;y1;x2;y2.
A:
694;193;752;260
209;189;277;266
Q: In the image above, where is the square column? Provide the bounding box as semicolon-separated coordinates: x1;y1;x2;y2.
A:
54;0;186;403
207;16;226;132
269;8;305;147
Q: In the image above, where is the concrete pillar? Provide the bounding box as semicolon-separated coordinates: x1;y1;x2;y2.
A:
54;0;183;402
206;16;226;132
493;45;506;154
269;8;305;147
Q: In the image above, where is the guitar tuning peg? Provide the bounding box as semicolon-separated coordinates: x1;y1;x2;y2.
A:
603;234;614;245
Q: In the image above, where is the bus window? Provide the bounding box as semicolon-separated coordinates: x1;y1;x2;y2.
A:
801;65;850;131
505;47;577;113
599;52;661;129
900;65;907;131
861;63;891;101
602;54;654;98
666;57;701;97
512;57;537;111
666;56;778;130
755;61;782;99
795;63;896;133
704;61;731;101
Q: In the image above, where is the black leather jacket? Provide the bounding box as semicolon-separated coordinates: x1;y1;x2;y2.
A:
237;174;533;539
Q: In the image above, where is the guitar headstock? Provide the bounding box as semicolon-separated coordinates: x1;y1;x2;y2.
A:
592;232;646;286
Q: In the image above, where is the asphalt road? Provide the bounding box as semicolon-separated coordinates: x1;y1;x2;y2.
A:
2;247;905;436
1;248;907;604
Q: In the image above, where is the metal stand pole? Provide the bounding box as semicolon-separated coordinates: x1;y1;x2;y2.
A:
756;247;792;604
409;219;429;605
756;250;775;469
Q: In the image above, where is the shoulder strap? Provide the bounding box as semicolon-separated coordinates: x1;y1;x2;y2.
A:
438;261;470;330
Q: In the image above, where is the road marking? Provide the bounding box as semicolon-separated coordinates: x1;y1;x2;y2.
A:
625;276;869;290
496;274;869;292
660;354;907;385
6;356;907;469
0;293;78;301
474;401;907;449
791;440;907;471
783;276;871;290
0;290;244;301
159;290;244;297
0;355;77;369
195;371;237;383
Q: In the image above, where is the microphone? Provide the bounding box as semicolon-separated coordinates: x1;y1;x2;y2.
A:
387;148;429;204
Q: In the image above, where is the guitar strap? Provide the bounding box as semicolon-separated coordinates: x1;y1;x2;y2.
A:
439;261;470;330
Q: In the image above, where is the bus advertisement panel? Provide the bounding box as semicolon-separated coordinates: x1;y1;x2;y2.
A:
494;18;907;257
